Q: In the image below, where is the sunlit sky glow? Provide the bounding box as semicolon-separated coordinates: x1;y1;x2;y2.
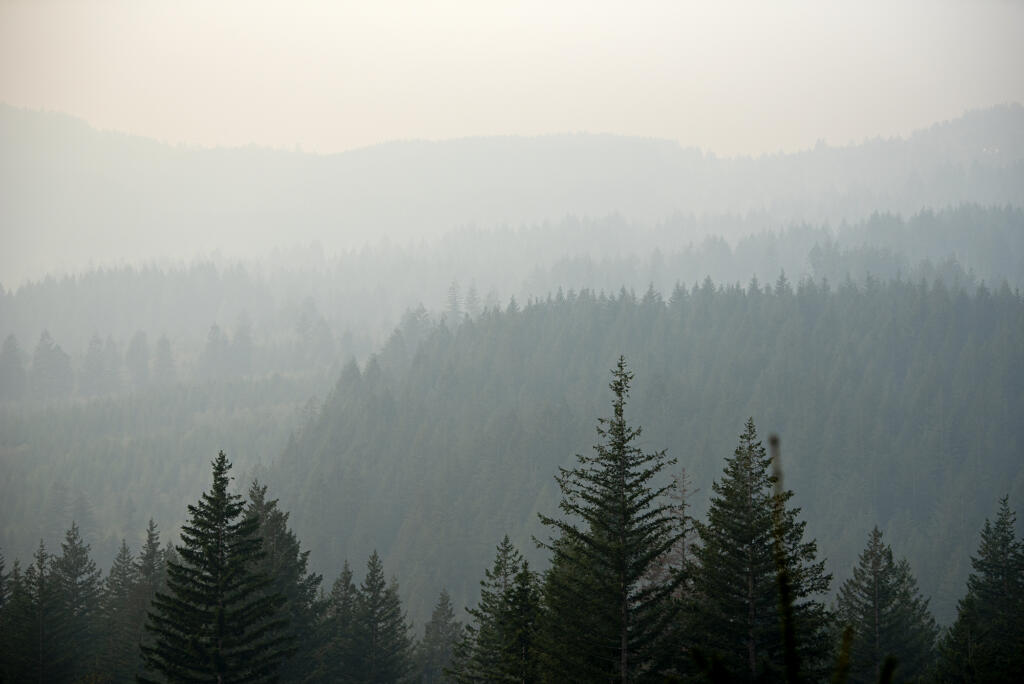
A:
2;0;1023;155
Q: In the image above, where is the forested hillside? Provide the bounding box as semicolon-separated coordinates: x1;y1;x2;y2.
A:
2;204;1021;364
265;277;1024;625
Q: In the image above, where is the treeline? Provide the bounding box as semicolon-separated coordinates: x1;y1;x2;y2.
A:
268;275;1024;625
1;366;1021;682
3;275;1022;627
0;303;357;401
2;205;1022;367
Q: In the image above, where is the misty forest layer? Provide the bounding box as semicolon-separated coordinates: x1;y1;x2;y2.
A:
1;360;1021;682
1;103;1024;683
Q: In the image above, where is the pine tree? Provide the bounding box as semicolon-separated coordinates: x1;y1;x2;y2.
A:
26;541;67;681
315;560;360;681
0;560;32;682
452;535;524;682
416;588;463;683
495;561;541;684
836;527;937;683
935;496;1024;682
132;517;167;666
537;356;683;682
140;451;293;683
688;418;831;681
102;539;142;682
350;551;413;683
52;521;104;680
246;480;323;682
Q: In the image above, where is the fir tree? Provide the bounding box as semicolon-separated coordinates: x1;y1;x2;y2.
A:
416;588;463;683
246;480;324;682
25;541;67;682
315;560;360;681
0;560;32;682
132;518;167;664
350;551;413;683
452;535;524;682
102;539;142;682
52;521;104;680
688;418;831;682
495;561;541;684
935;496;1024;682
836;527;937;683
537;357;683;682
140;451;293;683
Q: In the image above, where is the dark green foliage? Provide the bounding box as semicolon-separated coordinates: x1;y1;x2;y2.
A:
935;497;1024;682
19;542;67;682
415;588;463;683
688;419;831;682
836;528;937;683
132;518;169;664
140;451;293;683
452;536;540;683
52;521;104;680
0;559;31;681
246;480;324;682
315;560;360;681
102;538;143;681
538;357;682;681
260;278;1024;626
496;561;541;684
452;535;523;681
351;550;413;683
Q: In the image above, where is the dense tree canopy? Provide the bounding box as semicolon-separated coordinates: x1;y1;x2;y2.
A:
140;452;292;683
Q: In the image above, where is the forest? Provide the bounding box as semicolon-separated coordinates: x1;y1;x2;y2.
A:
0;357;1021;682
1;104;1023;682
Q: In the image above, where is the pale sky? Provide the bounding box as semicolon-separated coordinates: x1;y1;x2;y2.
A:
1;0;1023;156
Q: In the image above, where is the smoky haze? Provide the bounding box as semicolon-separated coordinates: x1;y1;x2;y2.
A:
1;3;1023;682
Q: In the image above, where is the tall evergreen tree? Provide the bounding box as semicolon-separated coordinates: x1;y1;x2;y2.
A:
350;550;413;683
140;451;293;683
538;357;683;682
452;535;524;682
688;418;832;682
315;560;360;681
52;521;104;680
452;537;541;683
0;560;32;681
102;539;142;682
836;527;937;683
935;496;1024;682
495;561;541;684
416;588;463;683
26;541;67;682
246;480;323;682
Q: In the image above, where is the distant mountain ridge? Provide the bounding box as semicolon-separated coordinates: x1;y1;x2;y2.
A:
2;103;1023;286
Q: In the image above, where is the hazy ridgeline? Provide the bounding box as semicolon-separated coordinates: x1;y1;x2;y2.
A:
1;104;1023;679
3;103;1023;287
1;203;1020;381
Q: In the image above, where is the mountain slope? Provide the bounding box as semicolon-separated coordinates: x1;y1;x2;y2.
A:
266;279;1024;624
